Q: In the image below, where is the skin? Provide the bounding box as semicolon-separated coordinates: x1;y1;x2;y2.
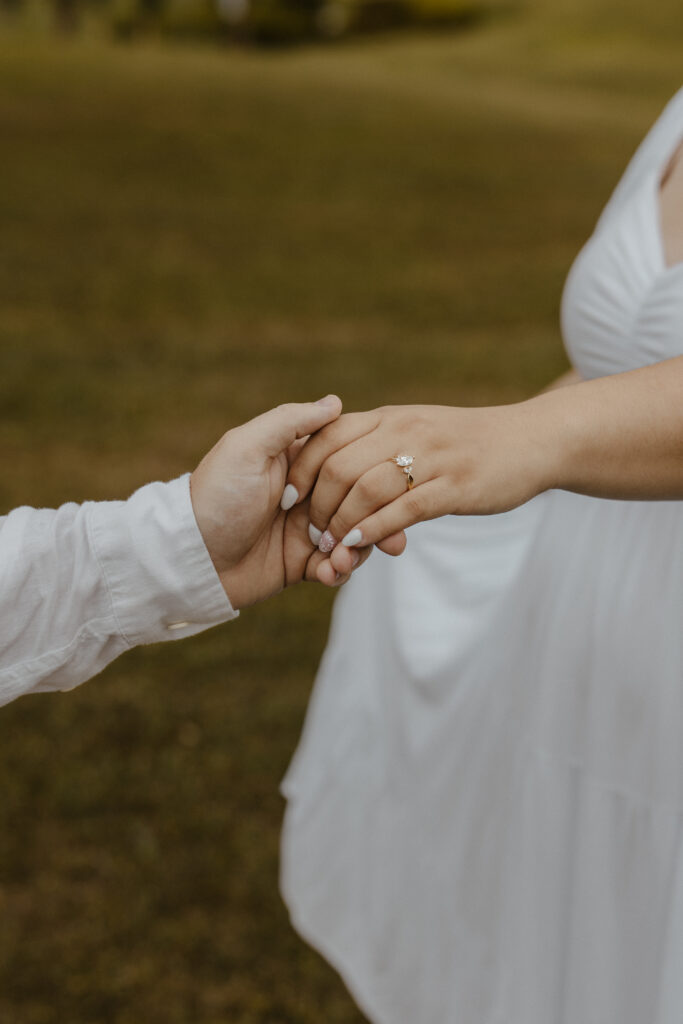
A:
189;396;405;611
659;139;683;266
285;144;683;563
283;355;683;565
191;150;683;599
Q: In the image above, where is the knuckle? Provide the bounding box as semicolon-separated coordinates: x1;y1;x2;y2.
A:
354;475;376;504
346;410;370;429
320;454;347;488
405;408;430;433
329;511;353;539
308;497;327;531
405;493;424;521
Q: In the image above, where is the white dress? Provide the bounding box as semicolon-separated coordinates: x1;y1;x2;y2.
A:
280;88;683;1024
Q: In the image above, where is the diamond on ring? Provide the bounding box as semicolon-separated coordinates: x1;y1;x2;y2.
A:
391;454;416;490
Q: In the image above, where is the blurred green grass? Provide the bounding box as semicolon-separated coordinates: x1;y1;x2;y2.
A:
0;10;681;1023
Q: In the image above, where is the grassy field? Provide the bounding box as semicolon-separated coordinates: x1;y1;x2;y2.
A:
0;7;681;1022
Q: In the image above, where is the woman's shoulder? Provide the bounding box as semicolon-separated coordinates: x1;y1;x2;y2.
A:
595;86;683;233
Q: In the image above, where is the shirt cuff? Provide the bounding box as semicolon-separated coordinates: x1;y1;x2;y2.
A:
87;474;238;646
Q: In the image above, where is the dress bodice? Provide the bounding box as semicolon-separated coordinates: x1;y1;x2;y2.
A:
561;89;683;379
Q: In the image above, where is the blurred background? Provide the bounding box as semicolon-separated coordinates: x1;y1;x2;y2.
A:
0;2;681;1021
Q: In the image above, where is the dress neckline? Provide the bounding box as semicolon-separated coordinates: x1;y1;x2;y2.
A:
652;114;683;273
651;167;683;274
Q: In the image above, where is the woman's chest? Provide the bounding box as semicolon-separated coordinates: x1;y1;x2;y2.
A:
560;171;683;379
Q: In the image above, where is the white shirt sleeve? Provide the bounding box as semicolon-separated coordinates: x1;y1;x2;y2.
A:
0;474;237;708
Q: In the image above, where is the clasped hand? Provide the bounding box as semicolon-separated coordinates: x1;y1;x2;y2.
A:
189;396;406;610
285;402;550;576
190;397;549;611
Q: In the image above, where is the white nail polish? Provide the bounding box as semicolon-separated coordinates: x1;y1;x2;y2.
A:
308;523;323;546
342;528;363;547
280;484;299;511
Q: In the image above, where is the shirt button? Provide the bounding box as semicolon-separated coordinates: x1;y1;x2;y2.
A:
167;621;192;630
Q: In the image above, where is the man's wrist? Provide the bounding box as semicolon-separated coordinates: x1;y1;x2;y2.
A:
90;475;237;646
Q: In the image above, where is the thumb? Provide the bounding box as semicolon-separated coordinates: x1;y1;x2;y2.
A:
256;395;342;459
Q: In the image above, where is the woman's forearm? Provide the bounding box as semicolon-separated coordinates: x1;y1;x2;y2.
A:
529;355;683;501
539;367;583;393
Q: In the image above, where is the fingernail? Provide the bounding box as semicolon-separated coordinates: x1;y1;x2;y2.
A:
316;394;338;407
318;530;337;553
350;551;361;568
308;523;323;546
341;528;363;547
280;484;299;511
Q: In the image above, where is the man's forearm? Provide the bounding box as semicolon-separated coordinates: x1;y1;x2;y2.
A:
0;477;235;707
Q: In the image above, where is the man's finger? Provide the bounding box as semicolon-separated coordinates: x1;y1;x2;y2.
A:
325;542;372;577
323;567;352;588
285;410;380;507
252;396;342;463
315;561;351;588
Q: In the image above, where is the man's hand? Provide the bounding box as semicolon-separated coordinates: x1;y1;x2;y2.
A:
189;396;365;609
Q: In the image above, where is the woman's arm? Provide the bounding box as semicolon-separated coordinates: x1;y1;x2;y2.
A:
285;355;683;556
539;367;583;393
532;355;683;501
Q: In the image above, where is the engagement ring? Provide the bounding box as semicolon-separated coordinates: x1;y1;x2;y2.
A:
391;454;415;490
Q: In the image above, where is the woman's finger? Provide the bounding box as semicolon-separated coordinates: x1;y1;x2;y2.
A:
285;411;380;507
294;497;373;585
284;493;373;585
319;462;414;550
335;480;445;549
307;433;398;548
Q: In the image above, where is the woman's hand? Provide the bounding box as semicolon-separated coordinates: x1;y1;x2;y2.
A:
287;355;683;564
286;403;553;558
